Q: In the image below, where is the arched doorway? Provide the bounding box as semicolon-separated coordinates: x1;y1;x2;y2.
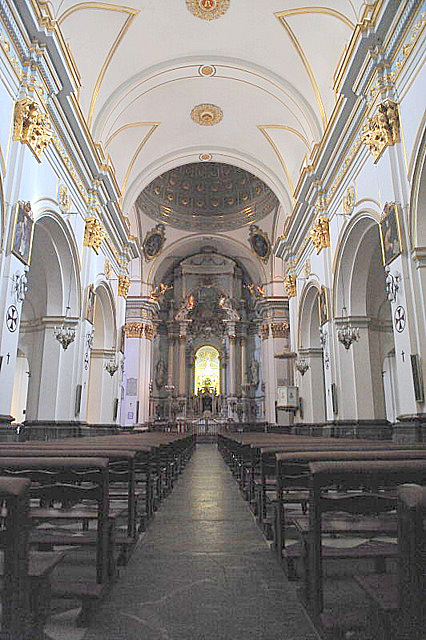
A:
12;213;80;422
334;214;396;420
86;282;117;424
298;283;326;423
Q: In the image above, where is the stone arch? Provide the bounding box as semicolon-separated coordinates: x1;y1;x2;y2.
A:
14;212;81;422
332;211;396;421
297;281;325;422
86;278;118;424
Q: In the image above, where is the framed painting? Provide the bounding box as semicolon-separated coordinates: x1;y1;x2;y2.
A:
85;285;96;324
249;225;271;263
379;202;402;266
11;201;34;265
143;223;166;261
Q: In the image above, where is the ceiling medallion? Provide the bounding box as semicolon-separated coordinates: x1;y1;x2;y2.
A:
191;103;223;126
199;65;216;77
186;0;230;21
199;153;212;161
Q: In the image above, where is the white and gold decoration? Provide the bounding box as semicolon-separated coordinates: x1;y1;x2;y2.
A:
186;0;230;21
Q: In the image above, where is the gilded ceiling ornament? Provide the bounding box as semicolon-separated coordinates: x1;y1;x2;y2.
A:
84;217;105;254
199;65;216;76
284;274;297;298
191;103;223;127
13;97;53;162
271;322;290;338
186;0;230;21
361;100;400;163
199;153;213;161
118;274;130;298
309;217;330;254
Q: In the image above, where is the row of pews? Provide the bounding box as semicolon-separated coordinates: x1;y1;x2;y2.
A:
218;432;426;639
0;431;195;640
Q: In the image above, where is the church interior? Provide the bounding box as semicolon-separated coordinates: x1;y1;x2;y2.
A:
0;0;425;638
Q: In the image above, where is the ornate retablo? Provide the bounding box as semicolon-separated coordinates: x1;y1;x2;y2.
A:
186;0;230;21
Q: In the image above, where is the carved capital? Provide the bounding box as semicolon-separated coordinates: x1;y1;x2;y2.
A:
271;321;290;338
260;323;269;340
284;274;297;298
124;322;144;338
118;274;130;298
309;217;330;254
144;323;154;340
361;100;400;163
13;97;53;162
84;217;105;253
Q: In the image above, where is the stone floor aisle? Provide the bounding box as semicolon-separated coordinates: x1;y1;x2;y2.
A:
82;444;320;640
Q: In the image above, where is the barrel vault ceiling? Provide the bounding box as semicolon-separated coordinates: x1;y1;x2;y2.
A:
45;0;366;244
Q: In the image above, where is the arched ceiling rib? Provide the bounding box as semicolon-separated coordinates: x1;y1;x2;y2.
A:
50;0;363;212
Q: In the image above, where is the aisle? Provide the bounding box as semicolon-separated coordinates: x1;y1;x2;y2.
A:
83;444;320;640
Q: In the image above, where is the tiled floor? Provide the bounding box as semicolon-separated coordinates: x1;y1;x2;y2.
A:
46;444;320;640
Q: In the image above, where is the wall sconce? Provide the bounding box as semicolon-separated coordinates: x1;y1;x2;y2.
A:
295;358;309;376
337;308;360;350
53;306;76;350
384;266;400;302
105;358;119;376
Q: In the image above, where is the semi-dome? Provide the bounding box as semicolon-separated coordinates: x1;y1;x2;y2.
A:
136;162;278;231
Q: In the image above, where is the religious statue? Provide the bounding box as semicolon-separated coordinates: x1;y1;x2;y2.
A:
250;358;259;387
155;359;165;389
218;295;240;321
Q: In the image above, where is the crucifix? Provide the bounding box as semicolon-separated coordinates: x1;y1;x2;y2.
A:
6;353;10;365
401;350;405;362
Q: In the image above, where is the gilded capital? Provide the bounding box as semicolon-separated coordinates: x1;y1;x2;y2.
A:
118;274;130;298
13;97;53;162
123;322;144;338
271;321;290;338
309;217;330;254
84;217;105;253
284;274;297;298
260;323;269;340
361;100;400;163
144;323;154;340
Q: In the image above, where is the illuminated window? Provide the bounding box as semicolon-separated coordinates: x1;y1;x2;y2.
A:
194;345;220;395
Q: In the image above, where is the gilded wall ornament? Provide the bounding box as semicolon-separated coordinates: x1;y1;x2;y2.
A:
271;322;290;338
361;100;400;163
284;274;297;298
309;217;330;254
186;0;230;21
143;223;166;261
58;184;71;213
104;259;112;280
199;65;216;76
13;97;53;162
342;185;356;215
191;103;223;126
249;225;271;262
260;323;269;340
303;258;311;279
118;274;130;298
84;217;105;253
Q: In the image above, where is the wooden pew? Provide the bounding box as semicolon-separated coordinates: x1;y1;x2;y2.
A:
355;484;426;640
0;457;111;625
304;459;426;632
0;476;64;640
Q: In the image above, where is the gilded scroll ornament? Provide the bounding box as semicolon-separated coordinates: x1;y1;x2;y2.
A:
124;322;144;338
342;186;355;215
118;275;130;298
58;185;71;213
309;217;330;254
191;103;223;126
271;322;290;338
84;217;105;253
186;0;230;21
284;274;297;298
13;98;53;162
361;101;400;163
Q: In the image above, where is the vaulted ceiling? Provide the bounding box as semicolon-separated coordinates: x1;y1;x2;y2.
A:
47;0;365;256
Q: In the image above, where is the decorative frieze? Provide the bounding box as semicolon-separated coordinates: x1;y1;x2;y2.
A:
84;217;105;253
271;321;290;338
284;274;297;298
118;274;130;298
361;100;400;163
309;217;330;254
13;97;53;162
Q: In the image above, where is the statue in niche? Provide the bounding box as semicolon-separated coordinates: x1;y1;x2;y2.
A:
155;359;166;389
250;358;259;388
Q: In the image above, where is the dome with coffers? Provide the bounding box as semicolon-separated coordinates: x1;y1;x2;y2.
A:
135;162;278;231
